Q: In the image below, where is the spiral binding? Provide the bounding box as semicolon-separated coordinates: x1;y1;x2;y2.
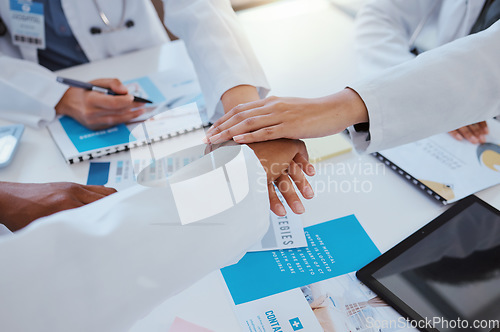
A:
371;152;448;205
67;123;207;164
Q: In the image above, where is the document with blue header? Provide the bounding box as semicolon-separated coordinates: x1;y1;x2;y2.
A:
221;215;416;331
47;52;206;164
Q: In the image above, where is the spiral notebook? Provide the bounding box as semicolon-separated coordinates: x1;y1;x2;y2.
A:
374;119;500;204
48;68;207;164
48;102;207;164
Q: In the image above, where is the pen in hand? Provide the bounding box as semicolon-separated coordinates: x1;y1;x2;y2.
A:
56;76;153;104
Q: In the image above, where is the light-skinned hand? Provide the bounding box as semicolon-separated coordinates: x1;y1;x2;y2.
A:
55;78;146;130
214;85;316;215
204;89;369;144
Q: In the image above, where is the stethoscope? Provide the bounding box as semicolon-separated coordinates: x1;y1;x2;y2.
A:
408;1;440;55
90;0;135;35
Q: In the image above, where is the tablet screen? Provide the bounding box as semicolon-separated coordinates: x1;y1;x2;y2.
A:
362;199;500;331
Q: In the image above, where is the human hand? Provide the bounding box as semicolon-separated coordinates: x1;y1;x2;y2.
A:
216;85;316;215
205;89;369;144
55;78;146;130
0;182;116;232
449;121;488;144
248;139;315;216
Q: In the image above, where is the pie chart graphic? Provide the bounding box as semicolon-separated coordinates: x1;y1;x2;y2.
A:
477;143;500;172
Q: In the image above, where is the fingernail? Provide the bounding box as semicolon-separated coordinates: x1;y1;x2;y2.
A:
202;136;209;144
275;204;286;216
210;133;222;144
470;137;479;144
304;186;314;199
233;135;244;142
292;201;305;214
308;164;316;175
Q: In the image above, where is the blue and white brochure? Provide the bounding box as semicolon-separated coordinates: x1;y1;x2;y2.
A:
221;215;415;331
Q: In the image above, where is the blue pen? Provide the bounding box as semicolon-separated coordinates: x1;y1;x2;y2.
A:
56;76;152;103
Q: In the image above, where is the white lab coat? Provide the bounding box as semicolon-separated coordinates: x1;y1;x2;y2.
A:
0;145;270;332
0;0;269;127
348;0;500;153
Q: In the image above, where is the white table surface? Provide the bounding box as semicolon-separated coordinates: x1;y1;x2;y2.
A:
1;0;499;331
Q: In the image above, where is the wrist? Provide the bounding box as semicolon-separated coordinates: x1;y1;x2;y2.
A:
344;88;369;125
55;88;72;116
320;88;369;129
221;85;260;114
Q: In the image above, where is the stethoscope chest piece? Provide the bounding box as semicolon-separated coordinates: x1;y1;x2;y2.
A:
90;0;134;35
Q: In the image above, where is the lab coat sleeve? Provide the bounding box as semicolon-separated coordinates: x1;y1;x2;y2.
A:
348;20;500;153
0;54;67;128
354;0;431;75
161;0;270;122
0;145;269;332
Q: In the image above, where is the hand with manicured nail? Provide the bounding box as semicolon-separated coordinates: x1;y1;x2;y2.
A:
213;86;317;216
204;89;369;145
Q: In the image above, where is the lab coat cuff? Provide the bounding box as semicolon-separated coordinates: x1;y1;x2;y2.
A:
39;81;67;126
346;83;384;153
27;77;67;128
347;125;371;152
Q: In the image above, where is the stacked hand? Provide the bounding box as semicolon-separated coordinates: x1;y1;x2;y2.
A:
204;89;369;144
208;87;490;147
206;88;369;216
216;85;331;216
56;78;146;130
248;139;315;216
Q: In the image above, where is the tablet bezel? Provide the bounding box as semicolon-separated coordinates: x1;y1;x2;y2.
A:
356;195;500;332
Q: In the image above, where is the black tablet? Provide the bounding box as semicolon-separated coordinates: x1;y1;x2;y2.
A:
357;195;500;332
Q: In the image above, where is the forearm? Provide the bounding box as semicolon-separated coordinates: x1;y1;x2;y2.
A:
0;182;11;223
221;85;261;114
0;182;22;231
318;88;369;129
0;152;270;331
206;88;369;145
